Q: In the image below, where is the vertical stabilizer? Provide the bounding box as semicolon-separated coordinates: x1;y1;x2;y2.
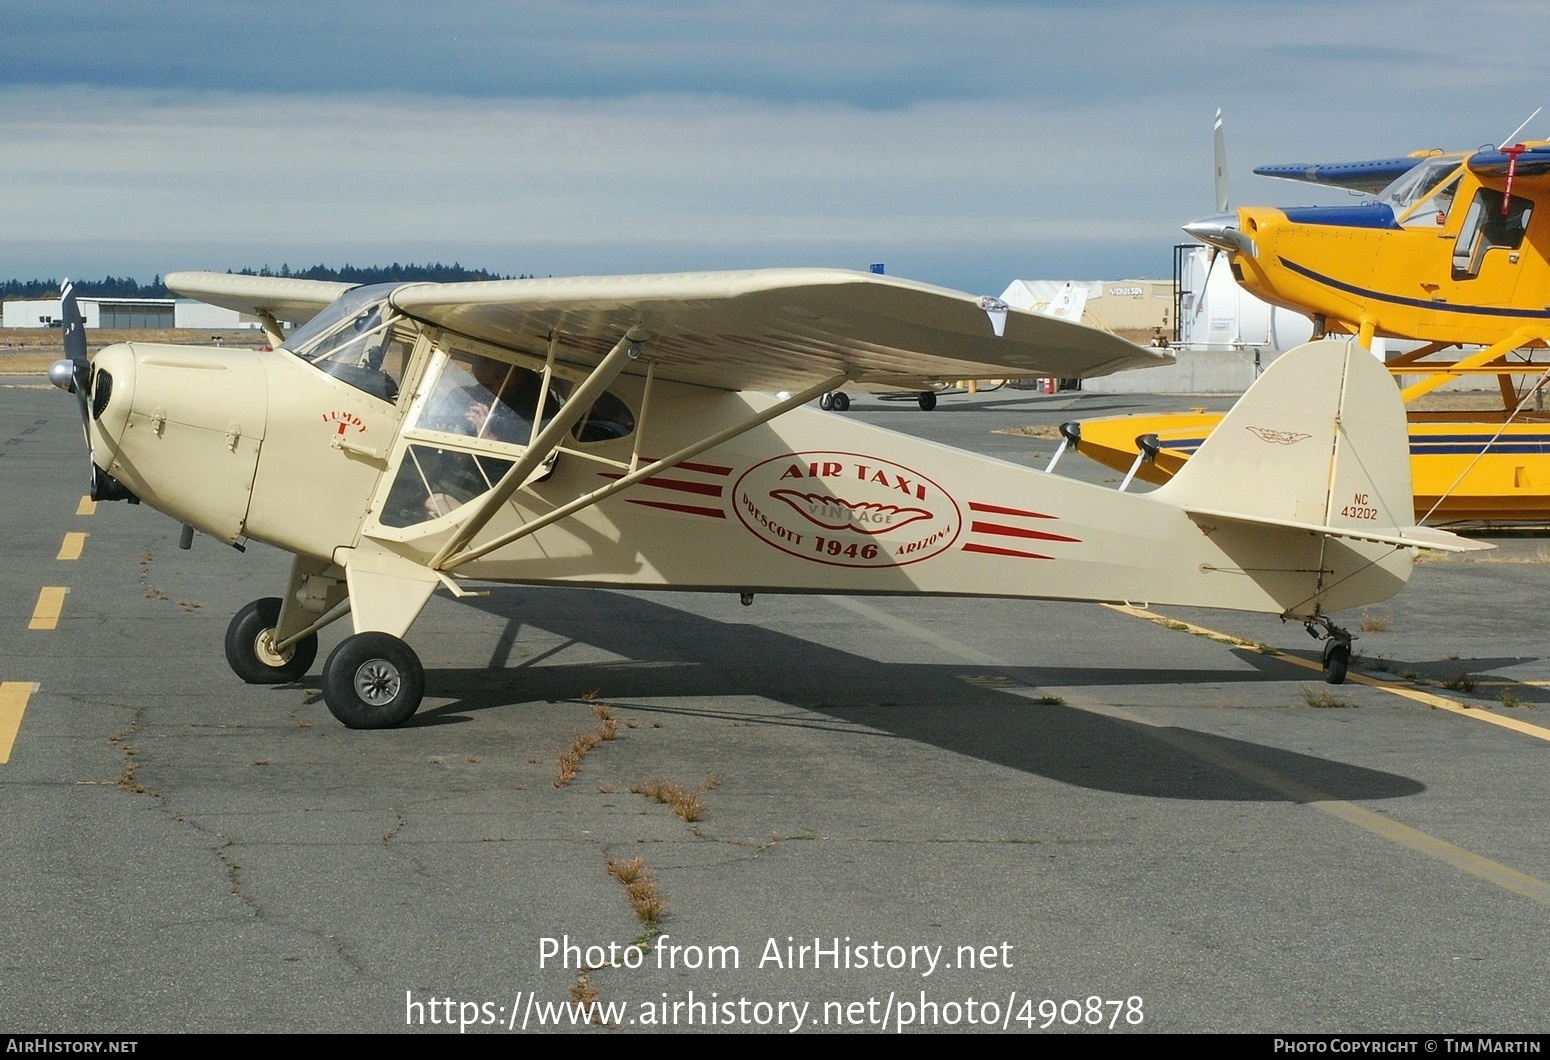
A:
1154;338;1416;536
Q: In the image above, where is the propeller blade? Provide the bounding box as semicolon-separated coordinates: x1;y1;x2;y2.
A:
61;278;88;369
48;278;97;474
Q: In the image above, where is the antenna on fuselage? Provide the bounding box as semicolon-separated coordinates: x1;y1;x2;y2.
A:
1213;107;1229;213
1500;107;1543;149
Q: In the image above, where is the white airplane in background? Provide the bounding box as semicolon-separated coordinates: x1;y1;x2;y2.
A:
51;267;1482;728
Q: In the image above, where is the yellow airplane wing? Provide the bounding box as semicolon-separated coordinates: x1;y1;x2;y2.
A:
387;268;1169;391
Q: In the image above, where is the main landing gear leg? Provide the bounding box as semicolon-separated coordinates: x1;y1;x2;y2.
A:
1304;617;1353;685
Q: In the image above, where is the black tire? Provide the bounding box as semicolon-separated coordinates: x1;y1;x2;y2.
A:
819;392;834;411
1322;641;1350;685
321;632;425;729
917;390;938;411
225;598;318;684
831;391;850;412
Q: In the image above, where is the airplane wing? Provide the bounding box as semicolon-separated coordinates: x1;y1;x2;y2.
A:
1253;156;1427;194
1466;144;1550;181
164;271;358;326
389;268;1169;392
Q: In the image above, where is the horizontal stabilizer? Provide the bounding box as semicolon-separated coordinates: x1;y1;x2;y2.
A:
1182;507;1491;554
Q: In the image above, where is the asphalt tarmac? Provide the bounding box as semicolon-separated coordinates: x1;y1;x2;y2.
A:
3;378;1549;1035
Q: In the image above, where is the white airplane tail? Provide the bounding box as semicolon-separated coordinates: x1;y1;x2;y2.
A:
1153;337;1483;554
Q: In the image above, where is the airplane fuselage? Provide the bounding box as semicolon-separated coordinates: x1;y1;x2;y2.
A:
86;337;1411;622
1234;204;1550;344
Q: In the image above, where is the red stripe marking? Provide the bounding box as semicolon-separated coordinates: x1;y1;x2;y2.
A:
962;542;1052;560
968;501;1057;519
666;459;733;476
627;499;727;518
970;520;1080;543
598;473;724;497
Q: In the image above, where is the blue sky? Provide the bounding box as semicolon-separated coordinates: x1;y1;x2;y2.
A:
4;0;1547;294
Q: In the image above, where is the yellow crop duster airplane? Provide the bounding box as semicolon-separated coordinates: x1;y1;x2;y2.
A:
1078;132;1550;521
1187;143;1550;355
51;268;1480;727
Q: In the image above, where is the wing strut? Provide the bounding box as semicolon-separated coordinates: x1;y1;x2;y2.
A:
434;369;851;573
1398;330;1540;403
256;310;287;348
430;331;643;568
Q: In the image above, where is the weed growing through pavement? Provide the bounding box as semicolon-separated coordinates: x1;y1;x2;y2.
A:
606;856;667;928
1359;612;1391;633
633;779;706;822
1301;686;1353;709
1440;667;1478;693
554;702;622;787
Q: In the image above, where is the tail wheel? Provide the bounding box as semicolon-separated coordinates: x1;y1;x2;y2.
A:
322;632;424;729
831;391;850;412
917;391;938;411
1322;640;1350;685
225;597;318;683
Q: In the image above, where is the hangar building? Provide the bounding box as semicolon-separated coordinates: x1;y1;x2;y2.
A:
2;297;258;330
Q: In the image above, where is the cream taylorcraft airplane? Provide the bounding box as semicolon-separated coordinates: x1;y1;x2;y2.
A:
52;268;1483;728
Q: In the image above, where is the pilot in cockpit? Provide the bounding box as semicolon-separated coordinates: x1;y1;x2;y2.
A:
423;353;545;444
386;353;552;523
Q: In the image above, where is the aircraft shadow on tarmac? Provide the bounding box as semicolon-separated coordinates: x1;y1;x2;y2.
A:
299;586;1431;804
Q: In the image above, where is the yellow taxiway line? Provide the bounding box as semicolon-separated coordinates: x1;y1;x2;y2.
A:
0;683;36;764
29;587;68;630
7;501;98;764
1103;604;1550;743
829;595;1550;908
56;532;87;561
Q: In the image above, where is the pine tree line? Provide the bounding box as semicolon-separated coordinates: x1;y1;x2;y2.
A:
4;263;524;301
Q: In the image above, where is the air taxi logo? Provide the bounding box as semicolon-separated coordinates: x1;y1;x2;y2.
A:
734;452;961;567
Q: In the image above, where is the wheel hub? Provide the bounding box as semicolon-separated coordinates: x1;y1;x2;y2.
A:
353;659;402;705
254;629;293;668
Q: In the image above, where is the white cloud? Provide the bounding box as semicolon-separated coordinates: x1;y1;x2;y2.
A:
6;0;1550;290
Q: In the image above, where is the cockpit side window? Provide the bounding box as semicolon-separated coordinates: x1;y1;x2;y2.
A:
379;347;639;527
1452;188;1534;279
414;350;551;445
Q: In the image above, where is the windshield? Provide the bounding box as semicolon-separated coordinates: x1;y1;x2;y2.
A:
1376;156;1463;213
283;283;411;403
